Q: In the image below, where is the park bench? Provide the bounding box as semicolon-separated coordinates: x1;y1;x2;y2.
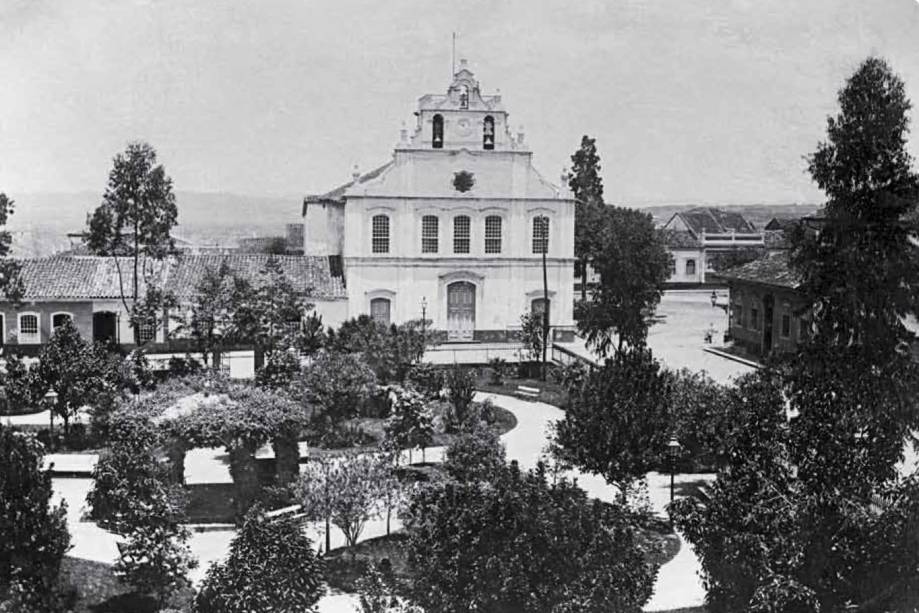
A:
516;385;540;400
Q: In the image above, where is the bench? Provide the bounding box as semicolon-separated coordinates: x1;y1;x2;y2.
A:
516;385;540;400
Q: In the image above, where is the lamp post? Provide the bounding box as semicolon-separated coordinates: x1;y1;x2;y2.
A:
421;297;428;346
667;437;681;505
43;389;58;450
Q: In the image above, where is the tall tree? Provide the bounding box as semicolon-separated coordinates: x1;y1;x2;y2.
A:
569;136;606;302
181;261;238;368
0;193;24;304
675;58;919;613
85;142;179;344
791;56;919;351
575;206;671;357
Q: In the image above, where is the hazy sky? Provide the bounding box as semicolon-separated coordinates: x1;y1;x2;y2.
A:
2;0;919;206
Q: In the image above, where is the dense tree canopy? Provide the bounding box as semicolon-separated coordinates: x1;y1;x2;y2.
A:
575;206;671;357
569;135;606;300
553;348;672;494
403;461;658;612
0;427;70;611
0;193;24;303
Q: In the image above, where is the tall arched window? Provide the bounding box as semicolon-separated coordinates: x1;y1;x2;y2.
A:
18;313;40;344
483;116;495;150
685;259;696;276
51;312;73;330
432;114;444;149
372;215;390;254
421;215;439;253
370;298;391;325
485;216;502;254
532;216;550;254
453;215;471;254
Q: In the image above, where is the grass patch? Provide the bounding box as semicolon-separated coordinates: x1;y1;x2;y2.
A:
60;556;194;613
474;372;569;408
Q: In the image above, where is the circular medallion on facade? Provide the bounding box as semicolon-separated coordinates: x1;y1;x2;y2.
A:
453;170;475;193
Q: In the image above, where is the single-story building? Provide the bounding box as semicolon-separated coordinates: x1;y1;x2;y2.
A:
711;252;809;358
0;254;348;356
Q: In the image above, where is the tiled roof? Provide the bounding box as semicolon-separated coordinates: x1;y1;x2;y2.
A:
166;254;346;300
303;162;393;213
712;252;800;289
662;229;702;249
678;207;757;235
764;217;799;231
12;254;346;302
764;229;790;249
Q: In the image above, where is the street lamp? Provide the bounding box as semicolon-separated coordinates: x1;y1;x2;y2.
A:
667;437;681;505
43;389;58;449
421;297;428;346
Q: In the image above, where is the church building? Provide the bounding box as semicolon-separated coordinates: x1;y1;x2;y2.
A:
303;60;576;342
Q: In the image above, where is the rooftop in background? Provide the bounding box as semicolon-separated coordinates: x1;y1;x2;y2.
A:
711;251;800;289
664;207;758;236
12;254;347;302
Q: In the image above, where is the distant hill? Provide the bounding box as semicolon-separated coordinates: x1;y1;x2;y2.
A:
5;191;304;257
633;203;823;229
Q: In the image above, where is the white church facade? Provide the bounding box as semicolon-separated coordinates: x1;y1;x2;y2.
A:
302;60;576;342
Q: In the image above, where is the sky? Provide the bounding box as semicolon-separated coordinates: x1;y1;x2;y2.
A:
2;0;919;206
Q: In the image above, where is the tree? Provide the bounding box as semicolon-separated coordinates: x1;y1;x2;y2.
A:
0;193;24;304
297;351;376;435
0;427;71;611
85;142;179;344
673;58;919;612
355;562;421;613
181;261;237;368
383;387;434;463
519;310;547;363
791;56;919;351
569;135;606;302
443;419;506;483
194;509;324;613
403;461;658;612
553;348;672;498
33;320;118;435
329;316;429;383
0;353;38;414
295;453;388;552
114;523;197;608
575;206;671;357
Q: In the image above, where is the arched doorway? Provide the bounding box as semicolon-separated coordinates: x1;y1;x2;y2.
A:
447;281;475;341
93;311;118;344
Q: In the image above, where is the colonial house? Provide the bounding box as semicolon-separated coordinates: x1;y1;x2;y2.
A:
0;254;347;356
662;207;763;286
302;59;576;342
712;252;808;358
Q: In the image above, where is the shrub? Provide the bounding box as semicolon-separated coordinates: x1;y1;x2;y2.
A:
487;357;507;386
0;427;71;611
194;510;325;613
406;363;444;400
446;366;475;429
166;356;202;378
254;350;301;390
443;420;506;483
114;524;197;607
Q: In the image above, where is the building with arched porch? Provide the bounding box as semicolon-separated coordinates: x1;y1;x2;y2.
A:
302;60;576;342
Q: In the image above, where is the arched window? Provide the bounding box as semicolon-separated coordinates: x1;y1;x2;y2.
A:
483;115;495;150
453;215;471;254
51;312;73;330
370;298;391;325
421;215;439;253
532;216;550;254
18;313;40;344
372;215;390;254
432;114;444;149
485;216;502;254
685;259;696;276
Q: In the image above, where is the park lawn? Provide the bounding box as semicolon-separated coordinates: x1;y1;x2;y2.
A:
474;371;569;408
